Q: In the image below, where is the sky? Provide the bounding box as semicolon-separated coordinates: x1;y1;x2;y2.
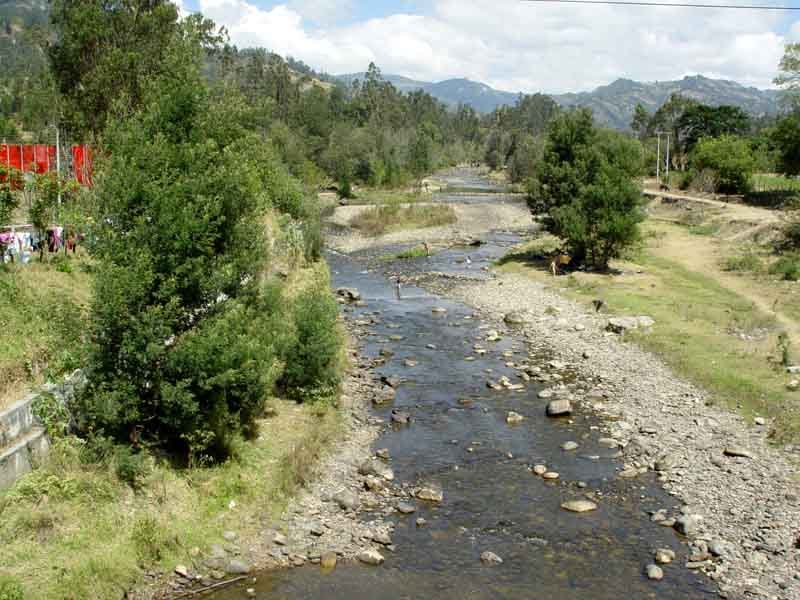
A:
179;0;800;93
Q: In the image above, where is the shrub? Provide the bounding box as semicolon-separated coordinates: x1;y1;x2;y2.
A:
690;135;755;194
770;254;800;281
722;252;762;272
114;446;150;489
0;576;24;600
280;280;342;402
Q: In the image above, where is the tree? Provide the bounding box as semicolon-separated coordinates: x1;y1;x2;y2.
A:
75;24;282;461
0;166;18;226
528;109;645;269
691;135;755;194
408;126;434;186
48;1;220;136
677;104;750;151
775;42;800;108
507;133;543;183
773;113;800;175
630;103;651;141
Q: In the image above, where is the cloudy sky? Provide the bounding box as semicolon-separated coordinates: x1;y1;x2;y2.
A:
179;0;800;93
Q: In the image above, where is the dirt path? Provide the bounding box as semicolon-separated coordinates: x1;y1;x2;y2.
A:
647;221;800;343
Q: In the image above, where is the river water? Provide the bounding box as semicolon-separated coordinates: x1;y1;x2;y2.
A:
211;171;716;600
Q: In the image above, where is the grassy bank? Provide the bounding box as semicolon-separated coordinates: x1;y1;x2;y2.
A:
0;399;342;600
0;258;348;599
499;231;800;442
350;200;456;236
0;258;91;409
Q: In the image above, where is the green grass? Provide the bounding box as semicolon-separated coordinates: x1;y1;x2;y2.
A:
751;173;800;194
0;401;343;600
0;258;91;408
346;190;423;206
500;249;800;441
350;201;456;236
722;251;763;273
381;245;432;261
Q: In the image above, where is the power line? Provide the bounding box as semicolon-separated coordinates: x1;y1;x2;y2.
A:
521;0;800;9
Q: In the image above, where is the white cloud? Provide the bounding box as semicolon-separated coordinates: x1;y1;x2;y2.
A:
194;0;798;92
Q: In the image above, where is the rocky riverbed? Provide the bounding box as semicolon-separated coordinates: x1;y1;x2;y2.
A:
202;168;799;600
437;271;800;600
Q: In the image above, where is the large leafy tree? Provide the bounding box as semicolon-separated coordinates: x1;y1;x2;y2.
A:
76;22;282;461
528;108;645;269
47;0;213;136
677;104;750;151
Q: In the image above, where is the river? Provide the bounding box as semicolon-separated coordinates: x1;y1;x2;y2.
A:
209;170;716;600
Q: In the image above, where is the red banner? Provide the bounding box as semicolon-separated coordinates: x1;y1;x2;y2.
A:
0;144;93;186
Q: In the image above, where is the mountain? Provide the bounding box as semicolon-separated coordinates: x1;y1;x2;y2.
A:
337;72;519;113
551;75;783;129
336;72;783;129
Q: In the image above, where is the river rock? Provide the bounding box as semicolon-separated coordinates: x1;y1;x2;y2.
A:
645;564;664;580
359;459;395;480
372;531;392;545
655;548;675;564
391;410;411;424
723;447;753;459
480;551;503;565
273;532;287;546
533;465;548;476
226;559;251;575
336;287;361;302
357;550;385;566
506;411;524;424
504;312;526;326
174;565;189;578
381;375;401;388
543;471;560;480
561;441;579;451
606;317;640;334
546;399;572;417
333;489;360;511
787;379;799;391
561;500;598;513
396;502;416;514
709;539;733;558
674;515;702;538
416;485;444;503
598;437;620;449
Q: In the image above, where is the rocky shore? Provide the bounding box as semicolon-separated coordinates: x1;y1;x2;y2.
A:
434;271;800;600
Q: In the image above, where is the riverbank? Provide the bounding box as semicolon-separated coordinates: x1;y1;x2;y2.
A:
317;169;800;599
433;267;800;600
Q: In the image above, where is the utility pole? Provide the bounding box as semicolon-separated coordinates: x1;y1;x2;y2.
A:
665;132;671;185
655;131;661;182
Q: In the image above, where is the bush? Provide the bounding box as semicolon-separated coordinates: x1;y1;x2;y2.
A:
722;252;762;272
280;280;342;402
0;576;24;600
690;135;755;194
783;213;800;251
770;254;800;281
114;446;150;489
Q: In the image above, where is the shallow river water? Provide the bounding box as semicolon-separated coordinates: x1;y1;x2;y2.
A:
210;172;716;600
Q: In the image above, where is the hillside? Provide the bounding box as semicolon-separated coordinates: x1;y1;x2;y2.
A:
553;75;783;129
337;71;782;128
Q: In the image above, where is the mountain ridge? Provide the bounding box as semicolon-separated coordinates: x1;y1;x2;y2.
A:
336;72;783;129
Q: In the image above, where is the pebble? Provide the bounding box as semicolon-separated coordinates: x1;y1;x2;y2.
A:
561;500;598;513
655;548;675;564
546;399;572;417
396;502;416;514
480;551;503;565
416;485;444;503
543;471;560;480
357;550;385;566
723;447;754;458
506;411;525;424
645;564;664;581
532;464;548;476
561;441;579;451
